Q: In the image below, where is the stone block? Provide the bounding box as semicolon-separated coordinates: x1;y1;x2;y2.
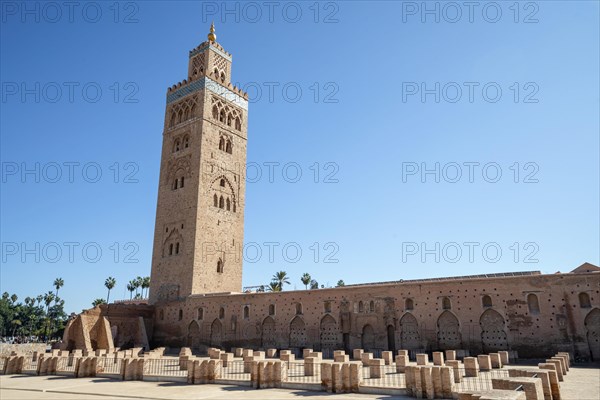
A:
508;368;552;400
445;360;462;383
382;351;393;365
477;355;492;371
332;362;343;393
279;350;291;356
492;377;544;400
550;357;566;375
432;366;442;397
440;366;455;398
321;362;332;392
233;347;243;357
266;348;277;358
350;362;362;392
302;348;313;359
405;366;416;397
490;353;502;369
370;358;384;378
334;354;349;363
333;350;345;357
464;357;479;377
545;359;563;381
280;353;295;362
242;349;253;357
398;349;409;357
396;354;409;373
304;356;316;376
308;351;322;361
353;348;364;360
539;363;561;400
421;366;434;399
433;351;444;366
220;352;233;367
445;350;456;361
556;352;570;369
361;352;373;366
498;351;510;365
416;353;429;365
254;351;265;360
341;362;351;393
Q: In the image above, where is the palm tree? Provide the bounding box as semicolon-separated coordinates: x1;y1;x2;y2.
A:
53;278;64;298
104;277;117;303
10;294;17;304
272;271;290;290
141;277;150;298
133;276;143;296
127;281;135;300
43;292;55;312
266;281;282;292
92;298;106;307
336;280;345;287
36;295;43;308
301;273;311;289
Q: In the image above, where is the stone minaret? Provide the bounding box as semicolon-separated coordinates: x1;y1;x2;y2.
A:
149;24;248;304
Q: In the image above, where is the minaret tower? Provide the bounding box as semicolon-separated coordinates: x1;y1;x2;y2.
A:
149;24;248;304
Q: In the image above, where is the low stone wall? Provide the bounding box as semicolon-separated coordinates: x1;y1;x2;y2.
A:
0;343;47;357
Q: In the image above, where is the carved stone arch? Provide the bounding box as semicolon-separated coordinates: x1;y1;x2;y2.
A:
479;309;508;352
162;228;183;257
211;175;237;208
361;324;375;351
437;310;461;350
210;318;222;347
399;312;420;350
289;316;306;349
166;156;192;186
212;105;219;120
262;316;276;348
187;320;201;351
320;315;338;351
585;308;600;360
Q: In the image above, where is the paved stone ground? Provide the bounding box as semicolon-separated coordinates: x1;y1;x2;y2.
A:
1;365;598;400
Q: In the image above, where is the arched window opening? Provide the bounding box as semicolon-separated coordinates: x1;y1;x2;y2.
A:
442;297;451;310
527;293;540;314
169;243;173;256
579;292;591;308
220;72;226;83
405;298;414;310
183;136;190;148
235;117;241;131
219;109;226;123
214;68;219;79
178;309;183;321
219;137;225;151
227;114;232;126
217;259;223;273
358;301;364;313
197;307;204;320
220;179;225;187
173;179;178;190
219;196;224;209
482;295;493;308
233;203;236;213
169;113;176;128
225;141;232;154
296;303;303;315
268;304;275;316
212;105;219;120
178;110;183;123
175;242;180;254
226;198;231;211
219;307;225;319
159;310;164;320
243;306;249;319
369;301;375;312
174;139;180;152
180;176;184;188
213;194;218;207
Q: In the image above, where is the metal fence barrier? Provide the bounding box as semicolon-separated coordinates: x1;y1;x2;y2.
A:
143;358;187;378
453;368;510;392
96;357;123;375
361;364;406;388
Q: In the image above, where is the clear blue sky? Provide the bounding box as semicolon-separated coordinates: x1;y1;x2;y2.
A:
1;1;598;314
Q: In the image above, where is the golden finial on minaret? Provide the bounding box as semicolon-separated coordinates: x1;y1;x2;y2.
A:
207;22;217;42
